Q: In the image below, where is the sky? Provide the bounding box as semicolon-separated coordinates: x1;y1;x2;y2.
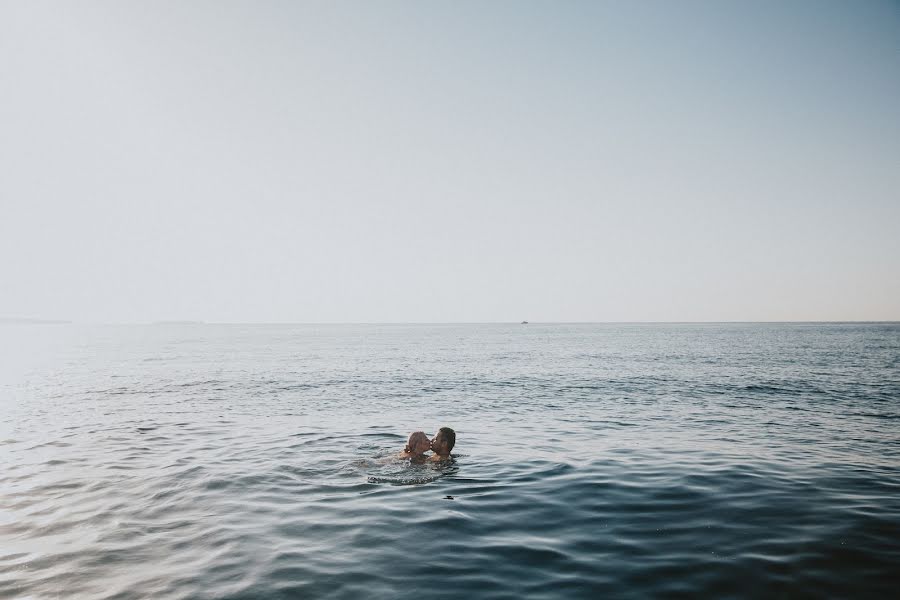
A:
0;0;898;323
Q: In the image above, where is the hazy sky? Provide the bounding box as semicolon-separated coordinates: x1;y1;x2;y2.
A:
1;1;898;323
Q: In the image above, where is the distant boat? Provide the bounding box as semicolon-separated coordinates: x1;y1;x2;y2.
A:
521;321;529;324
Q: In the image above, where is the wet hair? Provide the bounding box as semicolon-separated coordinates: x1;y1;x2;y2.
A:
434;427;456;453
405;431;430;454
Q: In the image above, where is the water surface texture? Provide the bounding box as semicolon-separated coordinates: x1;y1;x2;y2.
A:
1;323;899;598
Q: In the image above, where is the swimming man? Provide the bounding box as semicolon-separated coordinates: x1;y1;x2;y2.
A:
428;427;455;462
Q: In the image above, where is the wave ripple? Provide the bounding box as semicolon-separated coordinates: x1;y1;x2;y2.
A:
1;322;899;598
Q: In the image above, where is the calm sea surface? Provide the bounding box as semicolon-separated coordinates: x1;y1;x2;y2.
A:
1;323;899;599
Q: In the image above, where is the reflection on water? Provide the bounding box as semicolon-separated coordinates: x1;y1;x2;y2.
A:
1;323;899;598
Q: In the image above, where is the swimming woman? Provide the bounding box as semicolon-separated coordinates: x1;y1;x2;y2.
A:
398;431;431;459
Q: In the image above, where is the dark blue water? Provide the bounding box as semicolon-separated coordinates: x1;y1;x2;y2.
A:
1;323;899;598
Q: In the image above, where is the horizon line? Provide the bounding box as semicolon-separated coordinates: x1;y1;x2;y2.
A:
3;318;899;326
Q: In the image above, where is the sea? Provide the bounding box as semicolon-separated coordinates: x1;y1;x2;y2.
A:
1;322;898;599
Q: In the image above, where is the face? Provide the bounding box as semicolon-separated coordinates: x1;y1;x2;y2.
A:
413;435;432;454
430;433;447;455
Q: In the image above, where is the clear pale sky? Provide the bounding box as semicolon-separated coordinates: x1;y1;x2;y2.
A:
1;1;898;323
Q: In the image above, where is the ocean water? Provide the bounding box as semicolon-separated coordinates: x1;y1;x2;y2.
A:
1;322;899;599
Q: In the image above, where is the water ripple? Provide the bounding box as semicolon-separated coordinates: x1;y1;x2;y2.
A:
1;323;898;598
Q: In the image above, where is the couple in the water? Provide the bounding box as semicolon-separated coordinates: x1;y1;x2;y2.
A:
399;427;455;462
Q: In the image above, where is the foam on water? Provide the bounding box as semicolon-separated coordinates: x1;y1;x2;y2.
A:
1;323;899;598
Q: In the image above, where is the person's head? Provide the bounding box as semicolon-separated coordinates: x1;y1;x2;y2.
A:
404;431;431;456
430;427;456;456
